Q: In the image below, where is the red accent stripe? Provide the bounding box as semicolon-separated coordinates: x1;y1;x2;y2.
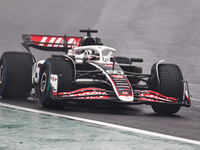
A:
58;87;106;95
139;90;177;102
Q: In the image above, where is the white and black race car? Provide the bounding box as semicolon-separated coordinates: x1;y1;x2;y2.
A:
0;29;191;114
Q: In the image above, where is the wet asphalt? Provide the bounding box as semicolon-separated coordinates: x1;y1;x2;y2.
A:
0;0;200;148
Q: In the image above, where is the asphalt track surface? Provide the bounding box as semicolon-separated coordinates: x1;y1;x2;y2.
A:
0;0;200;142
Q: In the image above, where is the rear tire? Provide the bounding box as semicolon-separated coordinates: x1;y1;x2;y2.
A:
38;58;73;108
151;64;183;114
0;52;33;98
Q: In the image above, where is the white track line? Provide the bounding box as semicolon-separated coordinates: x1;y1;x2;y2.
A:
0;102;200;146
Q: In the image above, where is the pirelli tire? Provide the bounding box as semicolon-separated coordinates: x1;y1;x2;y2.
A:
151;64;183;114
38;58;73;108
0;52;33;98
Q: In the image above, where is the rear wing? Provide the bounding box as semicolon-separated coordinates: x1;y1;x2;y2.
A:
22;34;82;53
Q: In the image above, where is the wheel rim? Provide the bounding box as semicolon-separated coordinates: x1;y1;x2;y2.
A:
40;72;47;92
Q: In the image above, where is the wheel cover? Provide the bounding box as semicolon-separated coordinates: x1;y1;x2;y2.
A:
40;72;47;92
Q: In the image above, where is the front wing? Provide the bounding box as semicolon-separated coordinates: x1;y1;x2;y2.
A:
49;74;191;107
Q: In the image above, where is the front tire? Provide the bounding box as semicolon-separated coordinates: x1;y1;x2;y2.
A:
38;58;73;108
151;64;183;114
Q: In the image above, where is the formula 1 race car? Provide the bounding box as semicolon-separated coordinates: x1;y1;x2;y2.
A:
0;29;191;114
